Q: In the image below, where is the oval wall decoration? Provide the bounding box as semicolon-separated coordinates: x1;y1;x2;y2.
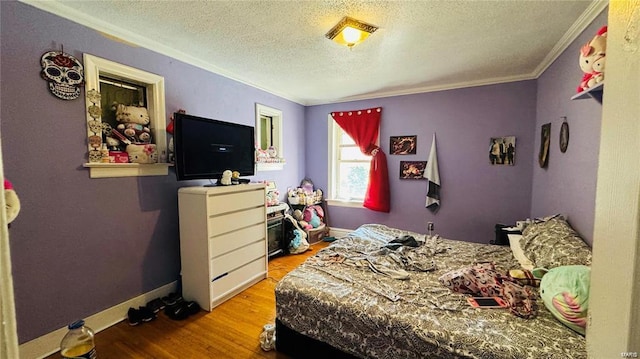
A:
560;120;569;153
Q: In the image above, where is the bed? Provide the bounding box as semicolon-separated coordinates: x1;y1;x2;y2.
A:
275;222;591;359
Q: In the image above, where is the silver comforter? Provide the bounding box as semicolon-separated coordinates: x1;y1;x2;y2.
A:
275;224;586;359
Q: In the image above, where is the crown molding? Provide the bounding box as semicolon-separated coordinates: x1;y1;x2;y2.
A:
20;0;609;107
532;0;609;77
306;73;538;106
19;0;307;105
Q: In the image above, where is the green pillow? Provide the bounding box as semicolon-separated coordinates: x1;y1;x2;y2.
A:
540;265;590;335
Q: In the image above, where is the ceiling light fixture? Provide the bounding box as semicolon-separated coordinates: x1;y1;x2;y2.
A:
325;16;378;49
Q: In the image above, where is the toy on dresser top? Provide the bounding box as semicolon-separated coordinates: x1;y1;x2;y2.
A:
219;170;250;186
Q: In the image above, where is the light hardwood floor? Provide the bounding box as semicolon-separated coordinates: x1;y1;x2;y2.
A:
46;242;329;359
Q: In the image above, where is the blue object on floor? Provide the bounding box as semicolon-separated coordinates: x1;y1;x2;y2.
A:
323;236;336;242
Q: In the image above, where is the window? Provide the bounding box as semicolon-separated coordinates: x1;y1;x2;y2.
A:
327;115;373;205
255;103;285;171
82;54;169;178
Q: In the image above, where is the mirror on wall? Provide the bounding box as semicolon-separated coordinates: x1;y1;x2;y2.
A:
255;103;285;171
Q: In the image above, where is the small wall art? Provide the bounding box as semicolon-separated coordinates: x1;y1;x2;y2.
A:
539;123;551;168
41;49;84;100
489;136;516;165
390;135;417;155
559;118;569;153
400;161;427;179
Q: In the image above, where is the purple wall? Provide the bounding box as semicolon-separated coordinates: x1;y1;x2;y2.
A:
1;0;605;345
1;2;305;342
531;11;607;245
306;81;538;243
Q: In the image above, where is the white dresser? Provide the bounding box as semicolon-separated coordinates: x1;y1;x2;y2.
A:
178;183;267;311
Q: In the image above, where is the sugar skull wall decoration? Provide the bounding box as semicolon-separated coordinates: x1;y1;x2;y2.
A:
40;50;84;100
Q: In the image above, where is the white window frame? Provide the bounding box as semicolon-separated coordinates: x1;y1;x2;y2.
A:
255;103;285;171
326;115;376;208
82;54;169;178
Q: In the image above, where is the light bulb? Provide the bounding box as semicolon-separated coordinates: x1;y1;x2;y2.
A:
342;26;361;45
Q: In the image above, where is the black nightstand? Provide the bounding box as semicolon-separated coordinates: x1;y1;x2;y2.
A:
491;223;521;245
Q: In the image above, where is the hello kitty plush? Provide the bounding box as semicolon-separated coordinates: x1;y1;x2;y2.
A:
577;26;607;93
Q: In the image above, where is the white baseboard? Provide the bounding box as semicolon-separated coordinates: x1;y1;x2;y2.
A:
19;281;178;359
329;227;353;238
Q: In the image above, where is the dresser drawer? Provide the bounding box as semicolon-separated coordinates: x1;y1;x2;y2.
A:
210;222;265;256
210;240;266;279
210;257;266;301
209;207;264;235
207;189;264;216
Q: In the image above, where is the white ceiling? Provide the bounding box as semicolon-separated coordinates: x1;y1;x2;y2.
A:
25;0;607;105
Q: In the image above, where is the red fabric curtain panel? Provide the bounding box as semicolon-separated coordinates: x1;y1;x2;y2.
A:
331;108;390;212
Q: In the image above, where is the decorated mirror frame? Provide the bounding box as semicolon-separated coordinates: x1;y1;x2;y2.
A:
82;54;169;178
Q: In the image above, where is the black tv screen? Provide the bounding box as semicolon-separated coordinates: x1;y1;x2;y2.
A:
173;113;255;181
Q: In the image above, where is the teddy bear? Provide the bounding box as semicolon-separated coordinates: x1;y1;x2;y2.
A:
220;170;232;185
577;26;607;93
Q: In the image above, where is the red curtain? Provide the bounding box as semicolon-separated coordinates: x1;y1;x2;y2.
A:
331;108;390;212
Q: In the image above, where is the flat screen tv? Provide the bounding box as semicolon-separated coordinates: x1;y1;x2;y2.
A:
173;112;255;182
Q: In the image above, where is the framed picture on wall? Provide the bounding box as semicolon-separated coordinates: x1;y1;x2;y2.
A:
489;136;516;165
399;161;427;179
390;135;417;155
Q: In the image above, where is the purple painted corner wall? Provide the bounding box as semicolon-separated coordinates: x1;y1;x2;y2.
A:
1;0;605;347
306;13;606;247
531;11;607;246
1;2;305;343
305;81;538;243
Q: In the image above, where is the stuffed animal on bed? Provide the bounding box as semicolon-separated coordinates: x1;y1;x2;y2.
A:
540;265;590;335
577;25;607;93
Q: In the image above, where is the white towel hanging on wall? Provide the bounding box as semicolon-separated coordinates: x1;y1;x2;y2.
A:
424;133;440;211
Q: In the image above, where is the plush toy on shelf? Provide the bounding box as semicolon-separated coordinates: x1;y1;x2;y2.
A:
577;25;607;93
293;209;312;230
115;104;152;144
125;144;157;164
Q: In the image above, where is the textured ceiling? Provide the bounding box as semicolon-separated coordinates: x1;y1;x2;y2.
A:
26;0;605;105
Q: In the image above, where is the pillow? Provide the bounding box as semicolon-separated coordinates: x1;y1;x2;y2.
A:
520;217;592;269
507;233;535;270
438;262;503;297
540;265;590;335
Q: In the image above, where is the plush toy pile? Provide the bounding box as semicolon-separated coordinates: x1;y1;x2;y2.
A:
106;104;157;163
577;26;607;93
